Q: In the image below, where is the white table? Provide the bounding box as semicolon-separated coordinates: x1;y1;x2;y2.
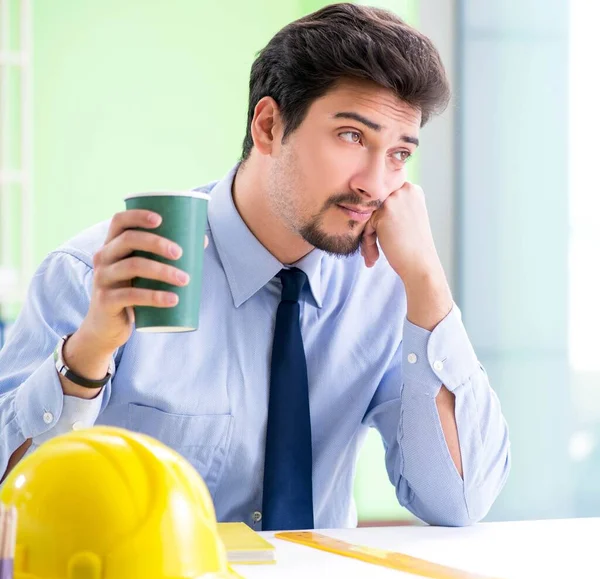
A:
231;518;598;578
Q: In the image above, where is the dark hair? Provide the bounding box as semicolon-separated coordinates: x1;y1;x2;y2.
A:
241;2;450;161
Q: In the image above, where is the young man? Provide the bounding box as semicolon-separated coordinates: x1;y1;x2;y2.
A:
0;4;510;529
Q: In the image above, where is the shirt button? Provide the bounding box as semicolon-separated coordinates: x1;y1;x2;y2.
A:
72;421;84;431
407;353;418;364
433;360;444;371
42;412;54;424
252;511;262;523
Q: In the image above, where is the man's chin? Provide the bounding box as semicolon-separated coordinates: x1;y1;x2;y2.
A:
300;226;362;258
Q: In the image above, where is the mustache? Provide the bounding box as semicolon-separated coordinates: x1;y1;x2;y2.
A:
323;193;382;211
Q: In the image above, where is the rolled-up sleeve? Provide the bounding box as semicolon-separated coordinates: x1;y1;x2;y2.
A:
0;251;111;475
363;304;511;526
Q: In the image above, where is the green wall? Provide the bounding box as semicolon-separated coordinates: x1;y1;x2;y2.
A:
26;0;419;523
32;0;300;263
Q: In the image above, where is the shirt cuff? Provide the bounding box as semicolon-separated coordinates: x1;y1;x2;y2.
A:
32;392;103;445
402;304;479;394
14;352;105;442
14;354;65;438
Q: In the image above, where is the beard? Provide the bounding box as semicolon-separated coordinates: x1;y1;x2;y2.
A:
299;214;362;257
298;192;380;257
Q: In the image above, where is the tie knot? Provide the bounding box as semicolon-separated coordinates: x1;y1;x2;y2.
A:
278;268;307;303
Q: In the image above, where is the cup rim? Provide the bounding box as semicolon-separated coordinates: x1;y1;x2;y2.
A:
124;190;211;201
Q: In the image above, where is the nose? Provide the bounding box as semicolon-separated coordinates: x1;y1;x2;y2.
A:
349;156;404;204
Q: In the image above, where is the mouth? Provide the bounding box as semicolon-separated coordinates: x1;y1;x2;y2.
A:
336;204;374;223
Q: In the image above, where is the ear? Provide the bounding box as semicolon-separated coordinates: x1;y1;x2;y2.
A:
250;96;284;156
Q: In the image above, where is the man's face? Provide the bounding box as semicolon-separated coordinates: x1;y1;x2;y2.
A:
267;79;421;257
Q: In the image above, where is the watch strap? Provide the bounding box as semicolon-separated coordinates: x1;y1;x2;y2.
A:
53;334;113;389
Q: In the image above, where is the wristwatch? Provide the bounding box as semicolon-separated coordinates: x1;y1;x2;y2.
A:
53;334;114;389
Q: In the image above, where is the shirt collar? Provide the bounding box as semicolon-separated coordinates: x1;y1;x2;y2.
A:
208;164;324;309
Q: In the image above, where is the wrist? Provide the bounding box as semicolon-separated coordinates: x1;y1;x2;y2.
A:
404;268;453;331
58;330;114;399
65;329;115;377
403;266;448;293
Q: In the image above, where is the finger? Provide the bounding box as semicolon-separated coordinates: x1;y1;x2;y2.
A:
100;287;179;310
97;229;182;266
361;221;380;267
364;242;380;268
96;256;189;288
362;221;377;247
104;210;162;244
204;235;209;249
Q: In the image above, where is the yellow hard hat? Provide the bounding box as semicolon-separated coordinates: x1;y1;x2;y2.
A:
0;426;235;579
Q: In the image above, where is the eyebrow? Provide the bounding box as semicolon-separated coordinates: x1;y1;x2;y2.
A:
333;111;420;147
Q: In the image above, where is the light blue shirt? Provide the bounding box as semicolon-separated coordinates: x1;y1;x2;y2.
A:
0;166;510;528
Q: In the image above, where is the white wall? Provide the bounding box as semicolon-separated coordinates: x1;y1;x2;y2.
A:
419;0;457;291
458;0;571;520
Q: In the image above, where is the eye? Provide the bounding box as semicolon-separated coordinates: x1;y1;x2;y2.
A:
392;150;412;162
339;131;362;144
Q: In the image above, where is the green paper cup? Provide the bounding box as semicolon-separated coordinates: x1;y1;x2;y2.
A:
124;190;210;333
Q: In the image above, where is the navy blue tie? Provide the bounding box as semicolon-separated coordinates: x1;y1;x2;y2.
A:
262;268;314;531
